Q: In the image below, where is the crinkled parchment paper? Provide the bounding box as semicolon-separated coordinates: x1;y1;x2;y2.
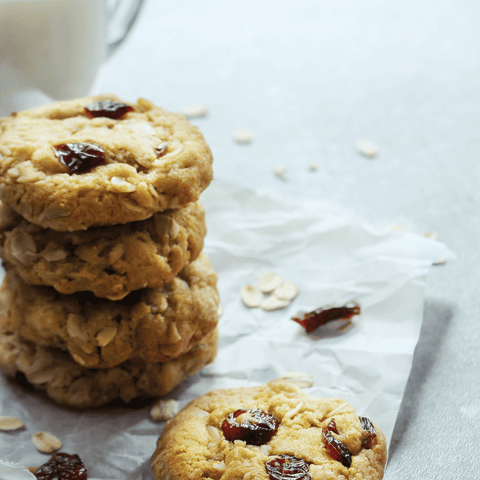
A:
0;179;454;479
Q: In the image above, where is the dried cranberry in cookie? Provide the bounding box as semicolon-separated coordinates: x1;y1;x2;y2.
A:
33;452;87;480
53;142;106;175
85;99;134;119
265;455;311;480
322;430;352;468
359;416;378;448
221;408;279;445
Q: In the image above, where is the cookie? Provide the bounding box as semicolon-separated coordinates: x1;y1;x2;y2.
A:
0;200;206;299
0;328;218;409
0;254;220;368
0;94;213;231
151;380;387;480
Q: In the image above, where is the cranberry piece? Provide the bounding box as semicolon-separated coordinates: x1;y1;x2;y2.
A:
325;419;339;434
155;142;169;158
292;302;360;333
322;430;352;468
359;416;377;449
34;452;87;480
221;408;279;446
84;100;133;119
265;455;311;480
54;142;106;175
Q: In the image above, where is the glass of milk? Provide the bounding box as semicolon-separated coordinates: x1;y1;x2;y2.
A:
0;0;144;101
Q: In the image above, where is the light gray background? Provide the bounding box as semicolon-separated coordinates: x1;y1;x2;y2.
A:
92;0;479;477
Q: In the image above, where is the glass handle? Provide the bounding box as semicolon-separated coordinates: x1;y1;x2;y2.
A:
105;0;145;58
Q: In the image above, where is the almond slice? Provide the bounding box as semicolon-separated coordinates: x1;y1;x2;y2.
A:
273;281;299;301
150;399;179;421
0;416;25;431
31;431;62;454
278;372;314;389
260;295;290;311
258;272;283;293
240;285;262;308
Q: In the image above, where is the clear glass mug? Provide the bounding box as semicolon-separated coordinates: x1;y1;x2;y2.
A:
0;0;144;100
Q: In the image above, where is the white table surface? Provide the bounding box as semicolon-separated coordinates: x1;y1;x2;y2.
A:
90;0;480;477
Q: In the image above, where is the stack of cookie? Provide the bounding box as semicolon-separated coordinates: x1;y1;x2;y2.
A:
0;95;219;408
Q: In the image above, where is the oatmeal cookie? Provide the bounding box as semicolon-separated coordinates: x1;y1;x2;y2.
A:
0;254;219;368
0;94;213;231
0;200;206;299
151;380;387;480
0;329;218;409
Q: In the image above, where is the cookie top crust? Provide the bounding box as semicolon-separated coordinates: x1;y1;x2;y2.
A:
0;253;220;369
0;328;218;409
0;94;213;231
151;380;387;480
0;200;206;299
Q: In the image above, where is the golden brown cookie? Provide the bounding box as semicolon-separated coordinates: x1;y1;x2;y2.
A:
0;200;206;299
0;94;213;231
0;329;218;409
151;380;387;480
0;254;219;368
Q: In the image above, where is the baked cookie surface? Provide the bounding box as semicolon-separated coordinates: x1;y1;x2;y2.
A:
0;254;219;368
151;380;387;480
0;200;206;299
0;328;218;409
0;94;213;231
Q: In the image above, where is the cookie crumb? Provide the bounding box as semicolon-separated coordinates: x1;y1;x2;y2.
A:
234;130;253;144
151;399;179;421
274;166;286;178
240;285;263;308
180;104;209;118
434;258;446;265
309;163;318;171
31;432;62;454
357;141;378;158
0;416;25;431
391;225;404;232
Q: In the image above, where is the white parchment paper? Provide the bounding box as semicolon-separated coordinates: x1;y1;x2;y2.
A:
0;179;454;479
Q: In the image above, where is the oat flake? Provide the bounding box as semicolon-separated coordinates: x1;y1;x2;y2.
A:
180;104;208;118
357;141;378;158
0;416;25;431
31;431;62;454
240;285;263;308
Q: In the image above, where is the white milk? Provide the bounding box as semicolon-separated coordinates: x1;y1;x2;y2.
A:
0;0;143;102
0;0;105;100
